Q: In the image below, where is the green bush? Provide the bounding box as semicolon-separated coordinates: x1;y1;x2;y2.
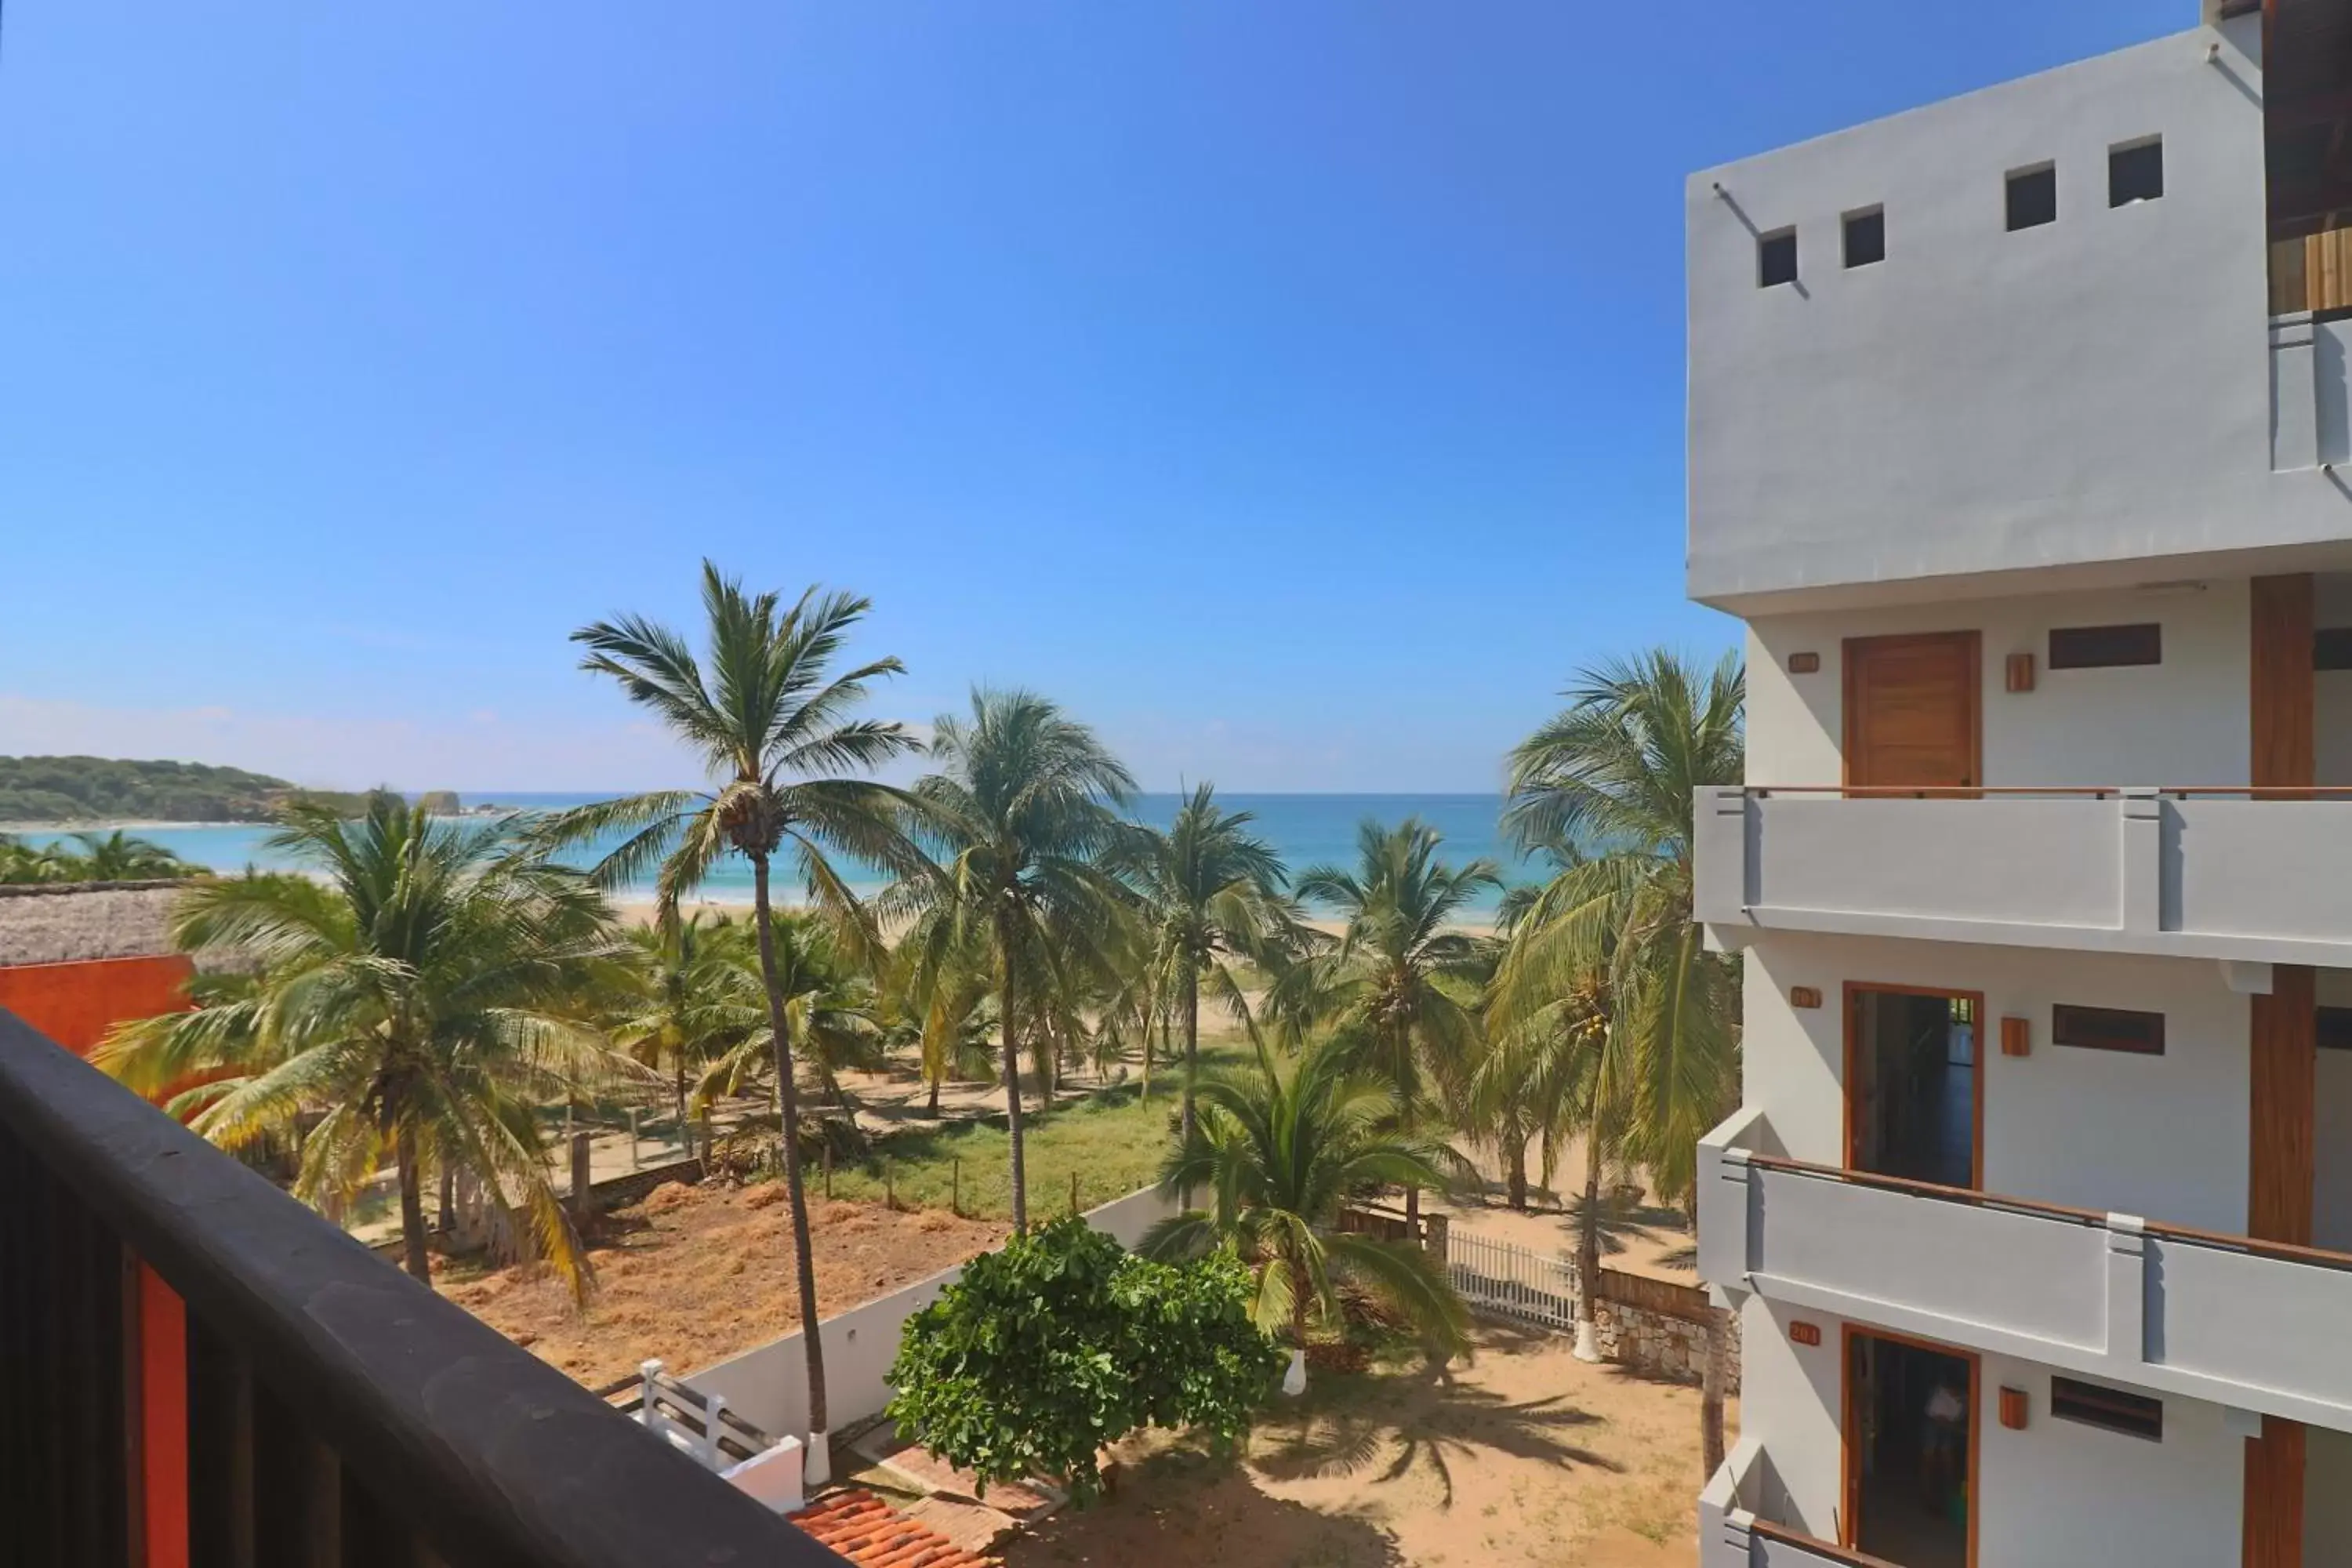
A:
885;1215;1282;1505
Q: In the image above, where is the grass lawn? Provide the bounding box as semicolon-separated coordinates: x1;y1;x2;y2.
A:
826;1041;1247;1221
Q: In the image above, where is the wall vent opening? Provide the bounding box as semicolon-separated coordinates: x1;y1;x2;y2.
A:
2052;1004;2165;1055
2051;1376;2162;1442
2008;164;2058;231
2049;623;2161;669
1843;207;1886;268
2110;138;2164;207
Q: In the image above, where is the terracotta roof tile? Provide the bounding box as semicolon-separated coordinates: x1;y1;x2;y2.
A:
789;1488;995;1568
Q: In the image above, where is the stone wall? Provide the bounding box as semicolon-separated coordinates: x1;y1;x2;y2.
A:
1589;1290;1741;1391
1342;1203;1742;1391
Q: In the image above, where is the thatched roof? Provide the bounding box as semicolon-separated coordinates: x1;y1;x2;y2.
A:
0;882;194;967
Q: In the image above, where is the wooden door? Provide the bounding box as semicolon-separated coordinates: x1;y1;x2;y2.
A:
1842;1327;1981;1568
1844;631;1981;790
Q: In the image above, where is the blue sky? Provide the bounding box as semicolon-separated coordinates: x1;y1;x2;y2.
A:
0;1;2183;792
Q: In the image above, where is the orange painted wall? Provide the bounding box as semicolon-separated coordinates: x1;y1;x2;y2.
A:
0;954;194;1055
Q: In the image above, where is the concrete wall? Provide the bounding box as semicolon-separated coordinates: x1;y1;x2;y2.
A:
687;1185;1179;1440
1736;1295;1842;1540
1737;1300;2243;1565
1683;16;2352;614
1743;932;2250;1232
1744;583;2252;788
1975;1347;2241;1566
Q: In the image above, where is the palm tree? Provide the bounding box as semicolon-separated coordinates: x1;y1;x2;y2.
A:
93;797;632;1300
62;829;205;881
0;829;201;884
1293;818;1500;1232
1141;1029;1468;1389
1117;784;1291;1150
883;932;998;1118
605;913;764;1156
554;561;925;1468
695;911;887;1118
1087;912;1169;1100
1496;648;1744;1472
0;833;67;883
1479;843;1628;1361
897;689;1135;1230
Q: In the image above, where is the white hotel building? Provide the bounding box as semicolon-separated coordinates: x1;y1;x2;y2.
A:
1689;3;2352;1565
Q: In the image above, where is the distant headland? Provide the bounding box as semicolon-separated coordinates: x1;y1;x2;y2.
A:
0;756;441;826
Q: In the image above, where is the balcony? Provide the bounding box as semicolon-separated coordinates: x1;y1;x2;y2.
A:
0;1007;846;1568
1698;1108;2352;1434
1700;1439;1886;1568
1694;786;2352;970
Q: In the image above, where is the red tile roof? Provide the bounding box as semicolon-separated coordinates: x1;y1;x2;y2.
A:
789;1488;994;1568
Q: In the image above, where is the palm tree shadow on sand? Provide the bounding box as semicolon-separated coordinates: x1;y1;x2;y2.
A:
1004;1440;1408;1568
1247;1336;1625;1512
1557;1189;1689;1261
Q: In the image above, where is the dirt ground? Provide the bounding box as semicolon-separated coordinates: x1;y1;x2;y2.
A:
437;1181;1007;1388
1004;1322;1728;1568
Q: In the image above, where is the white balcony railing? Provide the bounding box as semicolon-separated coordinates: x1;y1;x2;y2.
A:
1699;1110;2352;1436
1694;786;2352;968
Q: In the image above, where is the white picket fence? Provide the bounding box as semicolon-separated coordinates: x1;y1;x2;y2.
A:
1439;1227;1580;1332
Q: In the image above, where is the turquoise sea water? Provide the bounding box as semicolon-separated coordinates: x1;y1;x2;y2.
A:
20;792;1537;916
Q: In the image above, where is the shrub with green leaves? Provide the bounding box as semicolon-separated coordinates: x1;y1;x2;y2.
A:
885;1215;1282;1505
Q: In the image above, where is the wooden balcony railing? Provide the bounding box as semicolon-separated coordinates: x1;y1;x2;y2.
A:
1750;1522;1906;1568
2272;227;2352;316
0;1006;847;1568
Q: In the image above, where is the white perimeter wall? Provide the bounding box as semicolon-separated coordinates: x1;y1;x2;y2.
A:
1743;932;2251;1232
1744;583;2252;789
1740;1298;2243;1566
687;1185;1179;1440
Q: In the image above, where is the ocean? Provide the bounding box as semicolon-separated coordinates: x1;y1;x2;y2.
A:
18;792;1539;916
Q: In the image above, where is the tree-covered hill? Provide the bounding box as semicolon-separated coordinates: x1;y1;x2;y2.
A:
0;757;372;824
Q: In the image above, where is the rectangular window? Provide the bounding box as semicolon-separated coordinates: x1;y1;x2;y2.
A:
2110;138;2164;207
2317;628;2352;671
1844;206;1886;268
1759;228;1798;289
2051;1376;2163;1441
2008;164;2058;231
2052;1004;2165;1056
2321;1007;2352;1051
2048;623;2162;669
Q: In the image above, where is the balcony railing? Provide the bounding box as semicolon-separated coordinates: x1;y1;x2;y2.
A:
0;1006;847;1568
1694;785;2352;968
1699;1108;2352;1435
1700;1438;1891;1568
